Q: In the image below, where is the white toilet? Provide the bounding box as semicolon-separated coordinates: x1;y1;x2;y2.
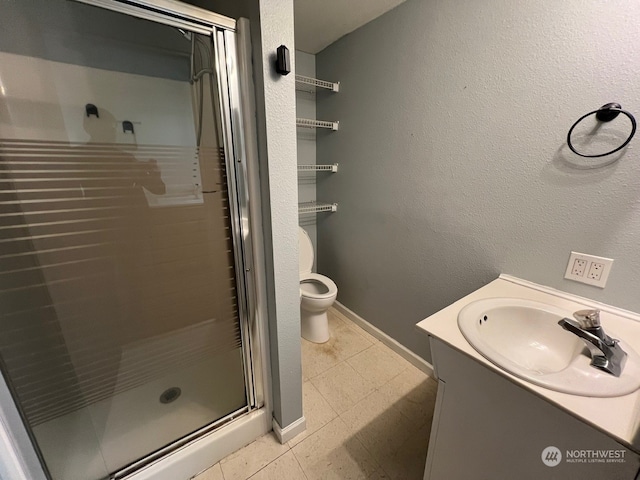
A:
299;227;338;343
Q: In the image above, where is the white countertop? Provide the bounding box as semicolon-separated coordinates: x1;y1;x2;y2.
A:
416;274;640;453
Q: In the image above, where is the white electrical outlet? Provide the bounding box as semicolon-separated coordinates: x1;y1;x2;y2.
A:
564;252;614;288
587;262;604;281
571;259;587;276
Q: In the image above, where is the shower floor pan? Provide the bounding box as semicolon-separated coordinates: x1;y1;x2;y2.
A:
32;347;246;480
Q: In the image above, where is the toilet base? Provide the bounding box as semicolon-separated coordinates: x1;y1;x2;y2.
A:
301;309;330;343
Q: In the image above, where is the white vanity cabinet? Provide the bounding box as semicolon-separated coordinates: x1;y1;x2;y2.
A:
416;275;640;480
424;337;640;479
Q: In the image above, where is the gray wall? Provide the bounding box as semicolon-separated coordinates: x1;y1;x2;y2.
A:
248;0;303;429
316;0;640;361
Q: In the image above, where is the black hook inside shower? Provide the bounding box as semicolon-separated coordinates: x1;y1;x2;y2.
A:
567;103;637;158
85;103;99;118
122;121;134;134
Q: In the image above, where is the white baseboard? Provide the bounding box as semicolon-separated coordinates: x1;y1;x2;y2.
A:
333;301;434;377
272;416;306;444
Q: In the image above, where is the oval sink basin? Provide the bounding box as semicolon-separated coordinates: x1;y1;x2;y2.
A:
457;298;640;397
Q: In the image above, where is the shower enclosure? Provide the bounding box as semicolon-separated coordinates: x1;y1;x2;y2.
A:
0;1;264;479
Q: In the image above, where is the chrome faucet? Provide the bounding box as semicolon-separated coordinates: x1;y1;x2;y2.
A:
558;309;627;377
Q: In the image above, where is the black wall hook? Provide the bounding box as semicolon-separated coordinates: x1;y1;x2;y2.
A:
122;121;134;134
85;104;99;118
595;103;622;122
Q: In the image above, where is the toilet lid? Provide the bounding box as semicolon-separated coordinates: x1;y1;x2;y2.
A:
298;227;314;274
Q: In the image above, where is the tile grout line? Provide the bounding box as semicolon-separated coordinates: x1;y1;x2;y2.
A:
308;329;419;418
344;343;412;377
309;359;375;415
334;387;399;480
373;366;434;428
291;415;381;478
302;339;374;382
289;415;336;452
340;344;377;373
240;442;291;480
329;308;378;343
301;311;375;380
338;361;431;435
295;308;434;480
331;309;380;344
334;314;377;350
201;462;226;480
288;382;339;449
290;446;310;480
337;406;385;475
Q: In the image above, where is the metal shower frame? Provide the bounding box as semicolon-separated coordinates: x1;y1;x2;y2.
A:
0;1;266;478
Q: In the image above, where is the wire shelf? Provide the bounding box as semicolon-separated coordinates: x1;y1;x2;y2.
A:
297;164;338;173
296;118;339;131
295;75;340;93
298;202;338;215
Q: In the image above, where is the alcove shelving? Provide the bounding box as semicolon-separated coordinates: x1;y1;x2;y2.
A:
298;201;338;215
296;74;340;217
296;118;339;131
297;164;338;173
295;74;340;93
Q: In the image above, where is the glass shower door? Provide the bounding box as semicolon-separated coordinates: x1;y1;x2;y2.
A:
0;1;252;479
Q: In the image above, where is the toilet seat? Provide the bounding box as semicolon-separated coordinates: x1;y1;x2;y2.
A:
298;227;336;343
300;273;338;300
298;228;314;274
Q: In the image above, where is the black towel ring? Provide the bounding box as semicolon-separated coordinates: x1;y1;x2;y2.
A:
567;103;637;158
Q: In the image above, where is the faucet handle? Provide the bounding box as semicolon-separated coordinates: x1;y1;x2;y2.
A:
573;309;601;329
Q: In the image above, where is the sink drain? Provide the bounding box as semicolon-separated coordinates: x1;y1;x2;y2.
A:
159;387;182;404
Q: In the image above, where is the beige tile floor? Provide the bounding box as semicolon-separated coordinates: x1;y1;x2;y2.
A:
194;307;438;480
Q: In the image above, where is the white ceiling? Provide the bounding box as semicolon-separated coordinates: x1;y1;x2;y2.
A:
294;0;406;54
